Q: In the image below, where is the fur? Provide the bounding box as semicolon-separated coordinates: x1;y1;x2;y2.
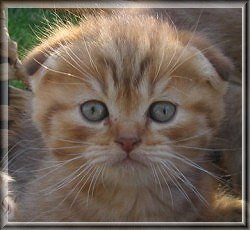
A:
9;9;242;222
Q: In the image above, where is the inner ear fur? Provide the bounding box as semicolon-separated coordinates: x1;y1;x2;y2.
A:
179;31;235;81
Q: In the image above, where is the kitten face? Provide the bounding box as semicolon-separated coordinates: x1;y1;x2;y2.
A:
29;14;228;186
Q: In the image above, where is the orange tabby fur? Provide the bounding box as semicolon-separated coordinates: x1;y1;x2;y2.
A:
13;10;242;222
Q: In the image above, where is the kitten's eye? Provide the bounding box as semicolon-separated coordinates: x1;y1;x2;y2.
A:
148;101;176;123
80;101;109;122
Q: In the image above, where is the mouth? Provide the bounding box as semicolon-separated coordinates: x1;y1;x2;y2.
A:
114;155;147;169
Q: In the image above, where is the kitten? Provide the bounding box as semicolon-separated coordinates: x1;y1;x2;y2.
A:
12;9;242;222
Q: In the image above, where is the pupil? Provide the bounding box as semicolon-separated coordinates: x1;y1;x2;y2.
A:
91;106;96;114
163;107;167;115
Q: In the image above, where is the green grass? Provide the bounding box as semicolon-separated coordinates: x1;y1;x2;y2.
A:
8;8;80;59
9;79;27;90
7;8;80;88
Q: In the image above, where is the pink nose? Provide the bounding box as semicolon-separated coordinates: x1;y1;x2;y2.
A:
115;137;142;153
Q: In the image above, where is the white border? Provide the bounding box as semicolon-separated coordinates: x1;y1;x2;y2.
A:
2;0;247;228
2;1;247;9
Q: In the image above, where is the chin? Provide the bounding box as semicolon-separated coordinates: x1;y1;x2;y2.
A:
101;157;153;187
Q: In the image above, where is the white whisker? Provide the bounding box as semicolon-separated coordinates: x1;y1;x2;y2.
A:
156;163;174;209
167;10;203;75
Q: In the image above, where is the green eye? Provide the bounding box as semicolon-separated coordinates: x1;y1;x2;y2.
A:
148;101;176;123
81;101;109;122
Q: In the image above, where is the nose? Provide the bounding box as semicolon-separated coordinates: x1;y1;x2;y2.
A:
115;137;142;153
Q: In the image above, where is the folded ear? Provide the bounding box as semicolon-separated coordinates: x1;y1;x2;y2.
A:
23;37;63;92
23;47;50;77
25;52;59;93
23;25;82;91
179;31;235;81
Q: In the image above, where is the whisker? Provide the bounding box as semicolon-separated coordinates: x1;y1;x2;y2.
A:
163;129;212;144
168;86;189;97
172;145;242;152
153;44;166;82
159;160;194;208
165;160;209;206
150;162;164;199
30;164;94;221
81;37;101;78
167;9;203;75
156;163;174;209
70;166;97;209
60;38;94;75
89;166;103;198
165;16;180;72
2;137;44;163
168;39;230;76
27;154;86;187
68;165;95;210
45;162;92;195
56;41;97;82
101;163;107;190
32;58;88;84
149;162;159;189
167;150;225;184
6;148;36;170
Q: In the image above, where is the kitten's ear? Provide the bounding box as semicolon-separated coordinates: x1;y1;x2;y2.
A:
23;48;50;77
179;31;235;82
23;47;58;92
23;25;80;91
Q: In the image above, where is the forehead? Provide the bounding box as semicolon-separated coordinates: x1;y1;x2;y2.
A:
44;15;203;111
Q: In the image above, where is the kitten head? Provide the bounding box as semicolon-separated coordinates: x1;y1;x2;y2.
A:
24;12;231;186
